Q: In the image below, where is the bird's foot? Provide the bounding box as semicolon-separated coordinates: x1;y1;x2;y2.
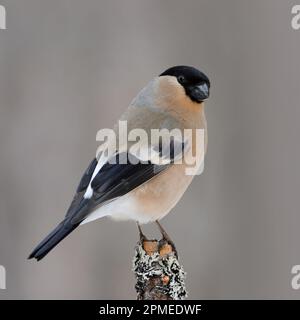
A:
136;222;148;243
155;220;178;258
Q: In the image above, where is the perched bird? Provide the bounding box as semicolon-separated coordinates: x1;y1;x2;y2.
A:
29;65;210;261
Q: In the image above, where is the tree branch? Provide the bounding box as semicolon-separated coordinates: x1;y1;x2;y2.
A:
133;239;187;300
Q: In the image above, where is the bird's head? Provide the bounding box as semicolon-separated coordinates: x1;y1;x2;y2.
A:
159;65;210;104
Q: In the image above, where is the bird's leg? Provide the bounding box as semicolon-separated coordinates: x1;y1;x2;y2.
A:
136;222;148;243
155;220;178;258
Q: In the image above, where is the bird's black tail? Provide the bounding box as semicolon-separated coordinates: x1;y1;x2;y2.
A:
28;220;79;261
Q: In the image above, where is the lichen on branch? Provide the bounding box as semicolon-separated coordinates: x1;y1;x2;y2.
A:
132;239;187;300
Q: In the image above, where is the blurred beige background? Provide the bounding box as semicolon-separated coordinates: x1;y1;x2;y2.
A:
0;0;300;299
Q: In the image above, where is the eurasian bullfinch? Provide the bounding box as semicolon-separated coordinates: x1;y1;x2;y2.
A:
29;65;210;260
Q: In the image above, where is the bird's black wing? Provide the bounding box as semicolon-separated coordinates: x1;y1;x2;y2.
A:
68;153;170;224
67;136;186;224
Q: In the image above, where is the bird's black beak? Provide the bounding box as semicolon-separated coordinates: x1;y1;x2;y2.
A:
189;83;210;103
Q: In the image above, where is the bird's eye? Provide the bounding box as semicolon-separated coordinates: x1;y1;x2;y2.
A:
177;75;185;84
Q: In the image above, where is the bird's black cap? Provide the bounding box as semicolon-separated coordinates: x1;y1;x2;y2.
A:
160;66;210;87
159;66;210;102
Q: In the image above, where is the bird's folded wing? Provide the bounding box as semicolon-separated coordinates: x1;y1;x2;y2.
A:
65;138;187;225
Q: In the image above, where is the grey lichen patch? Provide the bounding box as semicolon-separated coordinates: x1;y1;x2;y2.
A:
133;241;187;300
